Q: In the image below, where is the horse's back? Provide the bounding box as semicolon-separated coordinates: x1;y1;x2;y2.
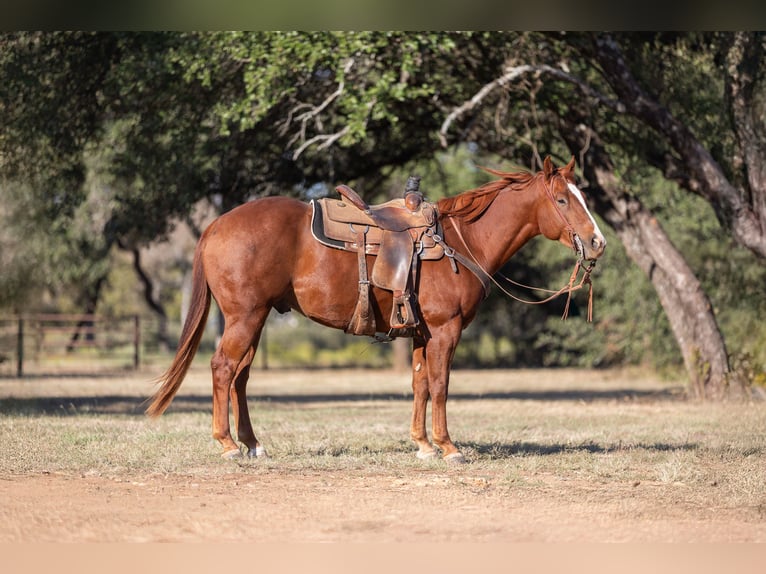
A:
204;196;309;248
206;196;308;234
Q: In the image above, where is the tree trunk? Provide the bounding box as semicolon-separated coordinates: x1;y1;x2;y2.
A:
66;274;106;352
562;123;737;399
604;195;732;399
118;240;170;352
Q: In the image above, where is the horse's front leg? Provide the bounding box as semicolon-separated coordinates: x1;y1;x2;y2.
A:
426;321;466;463
410;340;437;460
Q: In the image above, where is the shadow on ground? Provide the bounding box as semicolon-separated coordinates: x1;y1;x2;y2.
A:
0;386;683;417
462;439;699;458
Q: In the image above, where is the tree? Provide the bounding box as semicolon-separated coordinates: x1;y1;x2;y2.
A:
435;32;742;397
561;32;764;397
1;32;763;398
558;122;731;398
581;33;766;261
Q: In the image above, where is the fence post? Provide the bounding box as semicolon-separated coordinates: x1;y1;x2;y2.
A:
133;315;141;370
16;317;24;378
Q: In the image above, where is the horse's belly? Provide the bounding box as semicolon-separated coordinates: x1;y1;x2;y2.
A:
288;246;361;329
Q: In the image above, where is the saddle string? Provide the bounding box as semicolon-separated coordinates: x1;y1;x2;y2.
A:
448;217;595;322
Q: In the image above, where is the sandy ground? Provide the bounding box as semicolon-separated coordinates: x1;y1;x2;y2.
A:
3;467;765;543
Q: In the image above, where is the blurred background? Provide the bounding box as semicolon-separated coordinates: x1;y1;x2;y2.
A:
1;32;765;398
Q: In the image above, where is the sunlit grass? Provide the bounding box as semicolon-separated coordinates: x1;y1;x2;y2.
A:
1;367;765;510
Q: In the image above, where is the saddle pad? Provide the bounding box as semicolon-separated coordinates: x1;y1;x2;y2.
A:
311;199;383;249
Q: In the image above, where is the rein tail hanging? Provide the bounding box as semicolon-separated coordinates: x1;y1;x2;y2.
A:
498;257;596;322
561;259;595;322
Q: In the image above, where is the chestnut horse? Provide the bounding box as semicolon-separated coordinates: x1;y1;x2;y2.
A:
146;156;605;462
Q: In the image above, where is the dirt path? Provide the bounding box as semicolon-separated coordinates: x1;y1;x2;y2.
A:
3;468;764;543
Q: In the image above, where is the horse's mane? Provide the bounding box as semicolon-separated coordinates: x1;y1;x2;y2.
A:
436;167;536;222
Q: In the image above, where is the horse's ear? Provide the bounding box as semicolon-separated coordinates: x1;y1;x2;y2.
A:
563;156;576;176
543;156;554;181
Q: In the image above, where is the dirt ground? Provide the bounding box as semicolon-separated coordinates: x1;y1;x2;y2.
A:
2;466;764;543
2;367;765;544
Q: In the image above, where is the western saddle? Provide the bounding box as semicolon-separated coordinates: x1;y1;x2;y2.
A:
311;176;455;337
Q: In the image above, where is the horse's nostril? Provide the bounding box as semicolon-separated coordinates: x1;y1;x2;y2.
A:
592;236;604;251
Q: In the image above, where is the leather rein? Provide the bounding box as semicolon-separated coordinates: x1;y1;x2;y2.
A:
447;173;597;322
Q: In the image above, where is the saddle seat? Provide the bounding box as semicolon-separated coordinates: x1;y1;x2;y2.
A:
334;184;436;232
311;184;444;337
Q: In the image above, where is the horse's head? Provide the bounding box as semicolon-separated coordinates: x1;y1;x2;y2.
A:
538;156;606;262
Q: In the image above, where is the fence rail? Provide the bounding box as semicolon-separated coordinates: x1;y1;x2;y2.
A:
0;314;142;377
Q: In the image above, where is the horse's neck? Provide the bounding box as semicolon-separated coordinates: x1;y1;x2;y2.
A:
452;187;540;274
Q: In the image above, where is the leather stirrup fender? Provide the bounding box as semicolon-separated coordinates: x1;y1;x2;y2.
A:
345;226;377;336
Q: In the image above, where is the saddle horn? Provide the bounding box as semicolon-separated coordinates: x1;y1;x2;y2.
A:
404;175;423;212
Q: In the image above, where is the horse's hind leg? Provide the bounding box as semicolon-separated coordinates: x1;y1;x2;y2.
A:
230;346;268;458
210;309;269;458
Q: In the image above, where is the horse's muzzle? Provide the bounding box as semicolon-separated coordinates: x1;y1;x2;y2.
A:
574;233;606;261
588;234;606;259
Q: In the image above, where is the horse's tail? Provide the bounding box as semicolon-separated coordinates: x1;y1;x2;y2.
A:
146;240;211;418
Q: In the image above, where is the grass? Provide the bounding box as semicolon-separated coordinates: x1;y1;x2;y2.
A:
1;366;765;511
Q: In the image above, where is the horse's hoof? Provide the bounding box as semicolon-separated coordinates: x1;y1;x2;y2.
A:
416;449;438;460
444;452;467;464
221;448;243;460
246;446;268;459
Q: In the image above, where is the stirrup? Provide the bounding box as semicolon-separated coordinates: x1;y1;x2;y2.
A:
390;291;419;329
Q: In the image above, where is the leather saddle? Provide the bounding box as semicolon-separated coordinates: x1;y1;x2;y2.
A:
311;177;443;336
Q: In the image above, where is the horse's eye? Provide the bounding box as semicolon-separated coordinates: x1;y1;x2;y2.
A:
557;198;568;206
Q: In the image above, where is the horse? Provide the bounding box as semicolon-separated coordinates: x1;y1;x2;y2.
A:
146;156;606;463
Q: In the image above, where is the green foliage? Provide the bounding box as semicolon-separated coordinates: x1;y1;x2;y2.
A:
265;314;390;369
530;234;677;370
620;33;737;177
1;31;765;380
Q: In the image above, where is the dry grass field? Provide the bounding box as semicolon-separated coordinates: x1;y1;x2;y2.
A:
1;366;765;543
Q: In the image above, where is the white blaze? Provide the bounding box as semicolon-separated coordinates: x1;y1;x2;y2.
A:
568;182;605;244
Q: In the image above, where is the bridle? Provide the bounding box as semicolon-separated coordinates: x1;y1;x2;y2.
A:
541;172;585;261
448;171;597;322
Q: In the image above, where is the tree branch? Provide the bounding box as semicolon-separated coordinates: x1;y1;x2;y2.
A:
591;32;766;257
590;34;741;207
282;58;356;160
439;63;622;148
291;125;350;160
725;32;766;223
